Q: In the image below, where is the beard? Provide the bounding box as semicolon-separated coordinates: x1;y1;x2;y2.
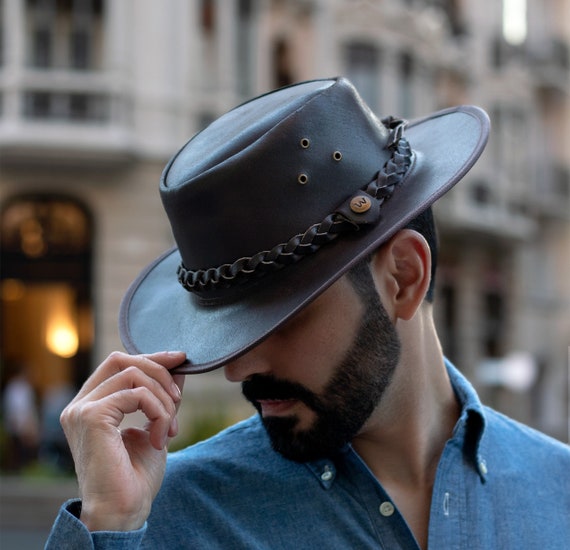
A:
241;282;401;462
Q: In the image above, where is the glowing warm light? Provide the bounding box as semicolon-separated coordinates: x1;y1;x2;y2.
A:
503;0;527;46
46;316;79;358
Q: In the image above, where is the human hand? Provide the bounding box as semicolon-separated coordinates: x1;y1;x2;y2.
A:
59;351;186;532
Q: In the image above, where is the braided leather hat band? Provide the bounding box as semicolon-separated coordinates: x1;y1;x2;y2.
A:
177;120;413;294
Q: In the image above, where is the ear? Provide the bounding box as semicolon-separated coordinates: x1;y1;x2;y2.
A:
370;229;431;321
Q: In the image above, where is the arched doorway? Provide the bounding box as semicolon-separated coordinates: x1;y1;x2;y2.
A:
1;193;93;473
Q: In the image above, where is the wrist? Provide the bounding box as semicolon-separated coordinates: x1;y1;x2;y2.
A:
80;500;149;532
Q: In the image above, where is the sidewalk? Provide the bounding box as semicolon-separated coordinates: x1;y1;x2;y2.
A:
0;476;78;549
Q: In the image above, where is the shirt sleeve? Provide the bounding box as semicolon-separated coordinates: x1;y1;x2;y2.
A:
45;499;147;550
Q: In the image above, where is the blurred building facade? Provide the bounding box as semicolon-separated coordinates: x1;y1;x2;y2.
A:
1;0;568;451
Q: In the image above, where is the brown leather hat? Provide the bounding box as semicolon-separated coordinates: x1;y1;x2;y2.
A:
119;77;489;374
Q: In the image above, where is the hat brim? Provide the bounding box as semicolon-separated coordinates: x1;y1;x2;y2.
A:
119;105;489;374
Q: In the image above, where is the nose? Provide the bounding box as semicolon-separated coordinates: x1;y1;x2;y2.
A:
224;339;273;382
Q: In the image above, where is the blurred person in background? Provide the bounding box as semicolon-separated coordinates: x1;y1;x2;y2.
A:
2;365;39;472
39;381;75;474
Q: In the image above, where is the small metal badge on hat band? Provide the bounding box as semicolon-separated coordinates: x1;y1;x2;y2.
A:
350;195;372;214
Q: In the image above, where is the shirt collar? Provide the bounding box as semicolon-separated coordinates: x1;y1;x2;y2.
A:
445;358;488;482
305;358;489;487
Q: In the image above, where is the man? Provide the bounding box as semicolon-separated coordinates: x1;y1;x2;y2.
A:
46;78;569;549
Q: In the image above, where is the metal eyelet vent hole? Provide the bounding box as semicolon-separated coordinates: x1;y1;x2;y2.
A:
333;151;342;161
298;173;309;185
300;138;310;149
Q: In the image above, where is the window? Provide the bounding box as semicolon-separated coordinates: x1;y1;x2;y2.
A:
201;0;216;35
503;0;527;46
344;42;380;111
197;111;217;132
21;1;108;122
470;180;494;205
273;38;293;89
24;91;51;118
495;106;527;189
237;0;255;97
399;51;414;118
442;0;466;36
23;90;108;122
483;290;505;357
0;0;4;66
71;28;90;69
25;0;104;71
31;27;52;68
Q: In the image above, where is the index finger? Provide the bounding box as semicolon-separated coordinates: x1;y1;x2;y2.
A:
71;351;186;404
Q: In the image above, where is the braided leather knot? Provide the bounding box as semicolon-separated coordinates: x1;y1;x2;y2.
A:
178;131;412;293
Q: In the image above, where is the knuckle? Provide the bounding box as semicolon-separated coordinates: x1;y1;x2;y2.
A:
129;385;158;408
122;365;141;378
99;351;130;375
131;386;172;418
129;385;148;397
107;350;127;362
59;406;71;428
60;401;89;431
104;350;127;368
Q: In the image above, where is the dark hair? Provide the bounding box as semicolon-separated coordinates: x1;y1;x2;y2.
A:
403;207;438;302
348;207;438;303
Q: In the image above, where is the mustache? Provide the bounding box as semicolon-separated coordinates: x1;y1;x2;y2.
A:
241;374;320;410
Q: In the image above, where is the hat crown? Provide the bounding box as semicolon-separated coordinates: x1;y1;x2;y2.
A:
160;77;392;273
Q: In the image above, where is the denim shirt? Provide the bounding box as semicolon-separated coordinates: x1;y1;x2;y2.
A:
46;362;570;549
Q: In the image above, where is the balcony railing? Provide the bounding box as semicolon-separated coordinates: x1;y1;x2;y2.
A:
0;67;134;169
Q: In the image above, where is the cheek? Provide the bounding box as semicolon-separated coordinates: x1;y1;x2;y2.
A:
288;299;364;391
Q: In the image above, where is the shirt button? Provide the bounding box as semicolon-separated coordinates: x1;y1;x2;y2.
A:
379;501;395;517
321;470;333;482
320;464;334;482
